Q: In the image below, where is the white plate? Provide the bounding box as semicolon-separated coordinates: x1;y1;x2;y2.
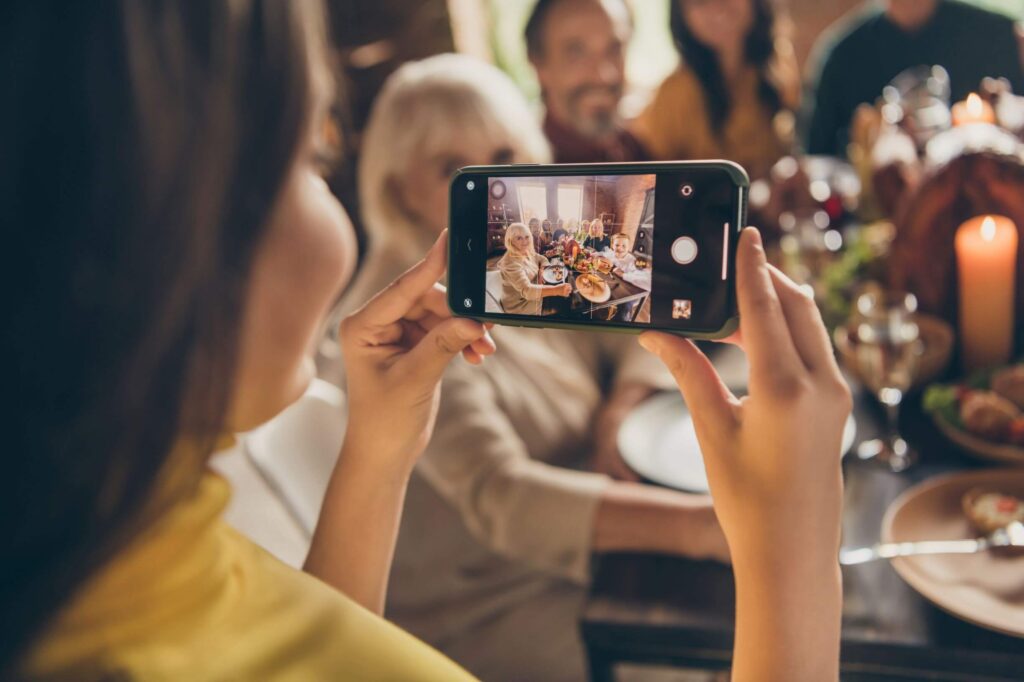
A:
576;274;611;303
542;265;566;284
618;391;857;493
883;469;1024;638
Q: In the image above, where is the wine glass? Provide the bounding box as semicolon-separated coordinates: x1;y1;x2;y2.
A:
778;209;843;301
852;290;923;472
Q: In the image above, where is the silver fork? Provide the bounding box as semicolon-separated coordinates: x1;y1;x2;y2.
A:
839;521;1024;565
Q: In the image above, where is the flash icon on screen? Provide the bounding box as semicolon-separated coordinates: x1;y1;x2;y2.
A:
463;298;473;308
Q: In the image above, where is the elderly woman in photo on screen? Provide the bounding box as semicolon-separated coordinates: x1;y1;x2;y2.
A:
323;53;730;682
497;222;571;315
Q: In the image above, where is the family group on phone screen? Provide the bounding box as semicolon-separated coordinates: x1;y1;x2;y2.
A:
484;174;715;326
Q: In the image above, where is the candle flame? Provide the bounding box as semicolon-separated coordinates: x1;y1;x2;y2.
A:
980;216;997;241
967;93;984;117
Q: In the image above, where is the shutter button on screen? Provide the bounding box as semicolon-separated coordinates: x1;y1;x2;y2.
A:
671;237;698;265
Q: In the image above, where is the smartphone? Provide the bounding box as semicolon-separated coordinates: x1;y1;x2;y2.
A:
447;161;748;339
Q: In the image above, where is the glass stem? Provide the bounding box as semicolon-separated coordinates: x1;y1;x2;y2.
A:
884;400;901;447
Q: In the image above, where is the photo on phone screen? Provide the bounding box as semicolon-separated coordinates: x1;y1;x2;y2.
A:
449;162;747;338
486;173;655;322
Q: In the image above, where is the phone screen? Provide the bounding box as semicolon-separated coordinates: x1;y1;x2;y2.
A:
448;163;746;336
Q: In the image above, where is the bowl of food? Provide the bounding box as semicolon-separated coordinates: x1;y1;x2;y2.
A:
594;256;613;275
924;363;1024;464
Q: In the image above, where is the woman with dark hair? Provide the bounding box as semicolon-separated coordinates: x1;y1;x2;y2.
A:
2;2;847;680
2;3;494;679
633;0;800;179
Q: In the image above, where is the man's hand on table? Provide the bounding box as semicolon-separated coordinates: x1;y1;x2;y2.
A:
589;382;731;565
589;382;653;482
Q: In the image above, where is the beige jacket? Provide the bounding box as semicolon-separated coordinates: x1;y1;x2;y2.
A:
326;234;675;657
497;252;549;316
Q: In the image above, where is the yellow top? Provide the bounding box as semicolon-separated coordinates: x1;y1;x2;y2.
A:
632;54;800;180
23;471;476;681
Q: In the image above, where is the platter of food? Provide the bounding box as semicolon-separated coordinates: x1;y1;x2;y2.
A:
576;273;611;303
882;468;1024;638
571;253;594;273
924;363;1024;464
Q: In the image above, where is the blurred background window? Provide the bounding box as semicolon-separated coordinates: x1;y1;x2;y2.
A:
558;185;585;223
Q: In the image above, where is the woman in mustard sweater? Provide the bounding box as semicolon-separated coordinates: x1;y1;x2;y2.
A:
633;0;800;180
3;3;848;681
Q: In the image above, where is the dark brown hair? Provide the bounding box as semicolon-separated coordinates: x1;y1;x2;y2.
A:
670;0;782;135
0;2;326;675
525;0;632;61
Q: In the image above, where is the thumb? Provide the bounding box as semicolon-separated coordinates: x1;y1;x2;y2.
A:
638;332;737;433
398;317;488;384
353;230;448;327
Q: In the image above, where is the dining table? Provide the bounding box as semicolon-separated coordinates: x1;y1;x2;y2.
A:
581;353;1024;681
542;256;650;322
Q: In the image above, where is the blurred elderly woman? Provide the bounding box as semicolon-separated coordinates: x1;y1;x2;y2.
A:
330;53;727;682
341;58;549;306
497;222;571;315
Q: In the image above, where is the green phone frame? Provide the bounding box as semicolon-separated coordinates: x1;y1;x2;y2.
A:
447;160;748;340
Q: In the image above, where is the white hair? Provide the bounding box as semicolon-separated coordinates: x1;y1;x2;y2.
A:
503;221;535;256
358;53;552;266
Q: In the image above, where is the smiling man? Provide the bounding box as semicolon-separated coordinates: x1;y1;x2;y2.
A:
525;0;649;162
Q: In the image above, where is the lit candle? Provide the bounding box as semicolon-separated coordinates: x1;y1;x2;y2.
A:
952;93;996;126
955;215;1018;371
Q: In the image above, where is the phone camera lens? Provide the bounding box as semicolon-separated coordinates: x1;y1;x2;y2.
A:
680;184;694;198
466;180;476;191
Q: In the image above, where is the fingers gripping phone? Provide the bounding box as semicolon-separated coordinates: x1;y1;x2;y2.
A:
447;161;748;339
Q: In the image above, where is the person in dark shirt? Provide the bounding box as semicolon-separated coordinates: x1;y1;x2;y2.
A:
582;217;611;251
804;0;1024;158
525;0;649;162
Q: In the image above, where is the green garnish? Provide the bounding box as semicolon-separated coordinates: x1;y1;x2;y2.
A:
923;384;963;428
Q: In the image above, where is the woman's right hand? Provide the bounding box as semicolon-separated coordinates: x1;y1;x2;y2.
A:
545;283;572;297
639;227;850;681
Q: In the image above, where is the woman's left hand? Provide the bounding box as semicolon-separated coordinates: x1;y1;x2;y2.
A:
339;231;496;465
